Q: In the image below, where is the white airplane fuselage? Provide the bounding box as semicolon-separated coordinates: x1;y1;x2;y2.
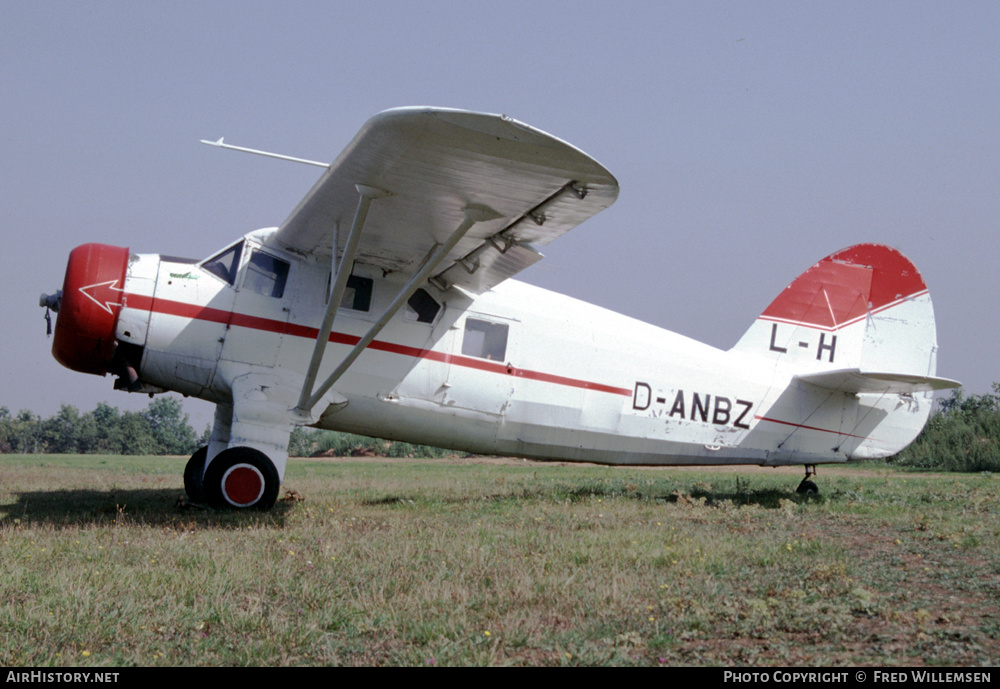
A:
111;228;934;477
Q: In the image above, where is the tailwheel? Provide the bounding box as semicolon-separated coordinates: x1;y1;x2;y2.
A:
204;447;280;511
183;446;208;503
796;465;819;495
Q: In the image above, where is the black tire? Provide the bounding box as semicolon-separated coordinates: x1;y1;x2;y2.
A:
203;446;280;510
796;480;819;495
183;446;208;503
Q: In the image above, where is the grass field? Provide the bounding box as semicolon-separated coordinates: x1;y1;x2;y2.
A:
0;454;997;666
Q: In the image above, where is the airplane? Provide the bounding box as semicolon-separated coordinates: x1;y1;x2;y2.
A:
38;107;960;510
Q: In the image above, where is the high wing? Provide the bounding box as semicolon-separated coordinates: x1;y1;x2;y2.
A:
271;107;619;294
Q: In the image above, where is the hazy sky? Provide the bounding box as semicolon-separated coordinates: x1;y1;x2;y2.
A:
3;1;998;432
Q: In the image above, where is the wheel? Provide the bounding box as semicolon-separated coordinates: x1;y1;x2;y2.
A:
183;446;208;503
203;447;280;510
796;479;819;495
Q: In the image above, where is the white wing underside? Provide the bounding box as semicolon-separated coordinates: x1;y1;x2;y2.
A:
271;107;619;293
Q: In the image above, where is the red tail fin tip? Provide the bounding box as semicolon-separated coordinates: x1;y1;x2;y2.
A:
759;244;927;330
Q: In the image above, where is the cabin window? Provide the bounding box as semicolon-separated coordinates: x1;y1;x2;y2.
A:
245;250;290;298
202;242;243;286
405;288;441;324
462;318;508;361
340;275;373;312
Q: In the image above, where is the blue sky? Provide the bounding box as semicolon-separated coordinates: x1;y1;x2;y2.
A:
3;1;998;431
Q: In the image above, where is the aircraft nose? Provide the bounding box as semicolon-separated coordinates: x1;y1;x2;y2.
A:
49;243;130;375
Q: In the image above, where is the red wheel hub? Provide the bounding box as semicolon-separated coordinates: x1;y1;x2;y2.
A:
221;464;265;506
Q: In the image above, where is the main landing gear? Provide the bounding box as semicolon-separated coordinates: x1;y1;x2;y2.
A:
796;464;819;495
183;446;280;511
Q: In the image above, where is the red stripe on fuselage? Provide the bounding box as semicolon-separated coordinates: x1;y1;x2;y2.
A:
128;294;869;440
754;415;873;440
125;294;633;397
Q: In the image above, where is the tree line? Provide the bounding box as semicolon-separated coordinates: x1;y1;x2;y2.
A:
0;398;199;455
0;397;449;459
4;388;999;470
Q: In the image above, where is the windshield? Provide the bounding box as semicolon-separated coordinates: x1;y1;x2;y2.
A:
201;242;243;285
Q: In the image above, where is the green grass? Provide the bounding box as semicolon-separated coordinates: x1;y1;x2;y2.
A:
0;455;998;666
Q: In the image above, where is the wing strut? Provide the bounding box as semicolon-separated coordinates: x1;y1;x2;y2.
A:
292;201;501;420
294;185;387;417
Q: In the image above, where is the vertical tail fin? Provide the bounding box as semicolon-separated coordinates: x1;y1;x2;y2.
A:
732;243;941;379
732;244;959;459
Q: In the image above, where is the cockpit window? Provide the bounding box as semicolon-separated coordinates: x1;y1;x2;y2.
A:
405;288;441;324
245;250;290;298
340;275;373;312
202;242;243;285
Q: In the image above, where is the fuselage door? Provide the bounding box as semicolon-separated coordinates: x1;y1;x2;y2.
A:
443;314;517;416
219;244;293;367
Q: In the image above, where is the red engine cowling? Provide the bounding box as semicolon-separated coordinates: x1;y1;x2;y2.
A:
51;243;130;375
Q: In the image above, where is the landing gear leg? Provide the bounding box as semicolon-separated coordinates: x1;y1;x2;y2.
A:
796;465;819;495
196;376;294;511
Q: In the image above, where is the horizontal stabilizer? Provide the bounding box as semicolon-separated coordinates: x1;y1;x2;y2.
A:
795;369;961;394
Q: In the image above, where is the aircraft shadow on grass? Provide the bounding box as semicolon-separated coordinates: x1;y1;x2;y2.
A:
0;487;293;527
361;482;820;510
1;480;818;529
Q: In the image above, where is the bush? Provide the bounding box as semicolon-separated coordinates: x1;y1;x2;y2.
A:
892;384;1000;472
287;426;450;458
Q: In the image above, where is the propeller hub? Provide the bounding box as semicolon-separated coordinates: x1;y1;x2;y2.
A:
39;291;62;311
